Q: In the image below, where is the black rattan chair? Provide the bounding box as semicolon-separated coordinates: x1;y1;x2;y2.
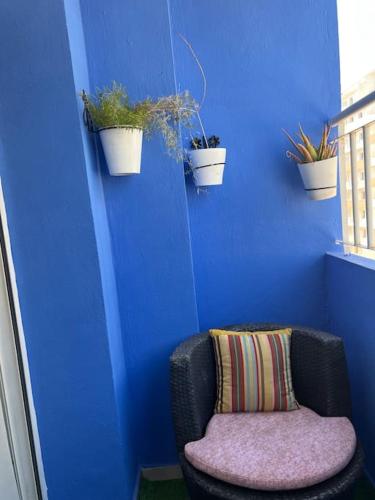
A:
170;323;364;500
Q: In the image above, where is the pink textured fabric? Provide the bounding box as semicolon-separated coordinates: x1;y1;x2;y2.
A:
185;406;356;491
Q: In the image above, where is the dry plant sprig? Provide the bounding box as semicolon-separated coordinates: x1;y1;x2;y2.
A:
178;33;206;110
178;33;208;146
283;124;337;164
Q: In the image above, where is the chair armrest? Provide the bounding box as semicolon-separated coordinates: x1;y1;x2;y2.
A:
291;327;352;418
170;333;216;452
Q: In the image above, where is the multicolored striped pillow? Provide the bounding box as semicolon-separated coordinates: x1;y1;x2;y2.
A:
210;329;299;413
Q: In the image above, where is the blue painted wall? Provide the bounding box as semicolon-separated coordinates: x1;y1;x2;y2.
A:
0;1;135;498
0;0;344;497
327;253;375;483
80;0;341;469
79;0;200;467
63;0;138;489
170;0;341;330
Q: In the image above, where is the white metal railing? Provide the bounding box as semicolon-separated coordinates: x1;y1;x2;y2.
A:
330;91;375;126
330;91;375;255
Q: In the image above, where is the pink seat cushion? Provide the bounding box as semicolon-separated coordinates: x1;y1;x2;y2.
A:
185;406;356;491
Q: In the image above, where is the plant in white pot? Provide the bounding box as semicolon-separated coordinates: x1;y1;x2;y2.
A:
284;124;338;200
81;83;198;175
189;134;226;187
178;34;226;188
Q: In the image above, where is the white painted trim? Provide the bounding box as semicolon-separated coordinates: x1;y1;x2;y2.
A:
0;180;47;499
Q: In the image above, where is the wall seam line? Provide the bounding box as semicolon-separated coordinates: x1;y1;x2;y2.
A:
166;0;200;331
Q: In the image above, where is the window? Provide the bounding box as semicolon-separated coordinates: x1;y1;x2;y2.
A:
337;0;375;258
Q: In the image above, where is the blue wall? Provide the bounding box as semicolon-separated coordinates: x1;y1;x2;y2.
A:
327;253;375;483
0;1;136;499
80;0;341;469
79;0;200;467
63;0;138;485
170;0;341;330
0;0;343;498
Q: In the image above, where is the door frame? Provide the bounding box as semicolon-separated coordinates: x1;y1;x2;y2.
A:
0;179;47;499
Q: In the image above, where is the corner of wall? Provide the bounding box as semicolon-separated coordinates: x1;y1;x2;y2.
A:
63;0;139;494
166;0;200;331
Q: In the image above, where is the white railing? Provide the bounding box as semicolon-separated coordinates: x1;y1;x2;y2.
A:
330;91;375;254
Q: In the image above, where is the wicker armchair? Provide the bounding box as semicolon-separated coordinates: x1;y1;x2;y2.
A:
170;323;364;500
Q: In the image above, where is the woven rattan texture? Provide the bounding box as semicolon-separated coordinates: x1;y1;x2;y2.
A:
170;323;363;499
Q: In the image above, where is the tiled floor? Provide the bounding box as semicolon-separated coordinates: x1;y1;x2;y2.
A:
139;476;375;500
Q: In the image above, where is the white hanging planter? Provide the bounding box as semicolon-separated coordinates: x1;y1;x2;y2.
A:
189;148;226;187
98;126;143;176
298;156;338;200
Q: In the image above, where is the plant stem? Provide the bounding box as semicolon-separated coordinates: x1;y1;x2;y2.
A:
196;111;208;148
178;33;207;111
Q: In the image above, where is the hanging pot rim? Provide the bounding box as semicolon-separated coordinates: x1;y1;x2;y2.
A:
190;147;226;153
98;125;143;132
297;156;337;168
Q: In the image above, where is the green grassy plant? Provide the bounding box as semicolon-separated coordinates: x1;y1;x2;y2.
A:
81;82;198;160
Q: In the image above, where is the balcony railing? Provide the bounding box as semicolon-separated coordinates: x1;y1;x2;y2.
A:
330;91;375;256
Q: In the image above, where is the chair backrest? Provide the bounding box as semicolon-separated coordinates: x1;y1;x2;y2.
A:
170;323;352;452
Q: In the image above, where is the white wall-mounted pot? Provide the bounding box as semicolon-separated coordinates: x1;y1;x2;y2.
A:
298;156;337;200
189;148;226;187
98;126;143;176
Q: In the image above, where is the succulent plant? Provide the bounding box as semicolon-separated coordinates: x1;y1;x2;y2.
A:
191;137;202;150
207;135;220;148
190;134;221;150
283;124;337;164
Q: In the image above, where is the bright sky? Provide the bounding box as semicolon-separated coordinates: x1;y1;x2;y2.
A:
337;0;375;91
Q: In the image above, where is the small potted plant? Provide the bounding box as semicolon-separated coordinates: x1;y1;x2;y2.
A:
178;34;226;188
284;124;338;200
189;134;226;186
81;83;197;176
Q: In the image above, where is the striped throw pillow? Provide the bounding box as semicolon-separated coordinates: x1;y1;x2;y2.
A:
210;329;298;413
